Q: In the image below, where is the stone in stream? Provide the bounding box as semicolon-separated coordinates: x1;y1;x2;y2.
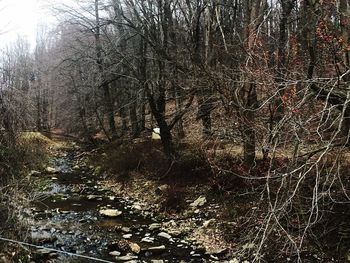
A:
109;251;121;256
35;248;51;255
121;227;131;233
129;242;141;254
157;232;172;240
115;255;138;261
99;209;122;217
109;239;130;253
123;234;132;239
87;195;99;200
148;223;161;231
31;231;57;244
45;167;58;174
132;204;142;211
141;237;154;243
146;245;166;252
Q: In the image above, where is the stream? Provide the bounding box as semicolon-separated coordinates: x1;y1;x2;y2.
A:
26;147;210;263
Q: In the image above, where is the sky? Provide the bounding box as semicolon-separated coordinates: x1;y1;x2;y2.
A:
0;0;73;49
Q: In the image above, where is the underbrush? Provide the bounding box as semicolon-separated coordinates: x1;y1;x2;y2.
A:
90;139;213;185
0;132;52;262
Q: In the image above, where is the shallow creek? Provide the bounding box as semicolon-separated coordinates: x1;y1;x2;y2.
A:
26;150;209;263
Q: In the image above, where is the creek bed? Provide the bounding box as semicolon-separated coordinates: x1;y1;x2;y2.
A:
28;151;210;262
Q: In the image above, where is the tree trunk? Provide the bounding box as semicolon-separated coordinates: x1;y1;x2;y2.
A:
119;105;128;134
129;97;140;137
95;0;117;138
36;95;42;132
242;83;258;168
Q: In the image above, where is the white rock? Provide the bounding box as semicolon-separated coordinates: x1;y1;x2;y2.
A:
121;227;131;233
109;251;121;256
99;209;122;217
46;167;58;174
123;234;132;239
147;245;166;252
141;237;154;243
203;219;215;228
129;242;141;254
115;255;138;261
148;223;161;231
132;204;142;210
157;232;172;239
87;195;99;200
190;196;207;207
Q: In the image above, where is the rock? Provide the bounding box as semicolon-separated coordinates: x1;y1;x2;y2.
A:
151;260;165;263
45;167;58;174
115;255;138;261
129;242;141;254
87;195;99;200
228;259;240;263
123;234;132;239
148;223;161;231
122;227;131;233
132;204;142;211
109;251;121;256
190;196;207;207
35;248;51;255
141;237;154;243
109;239;130;253
155;184;169;195
168;230;182;237
157;232;172;239
210;255;219;261
146;245;166;252
203;219;215;228
99;209;122;217
31;231;57;244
